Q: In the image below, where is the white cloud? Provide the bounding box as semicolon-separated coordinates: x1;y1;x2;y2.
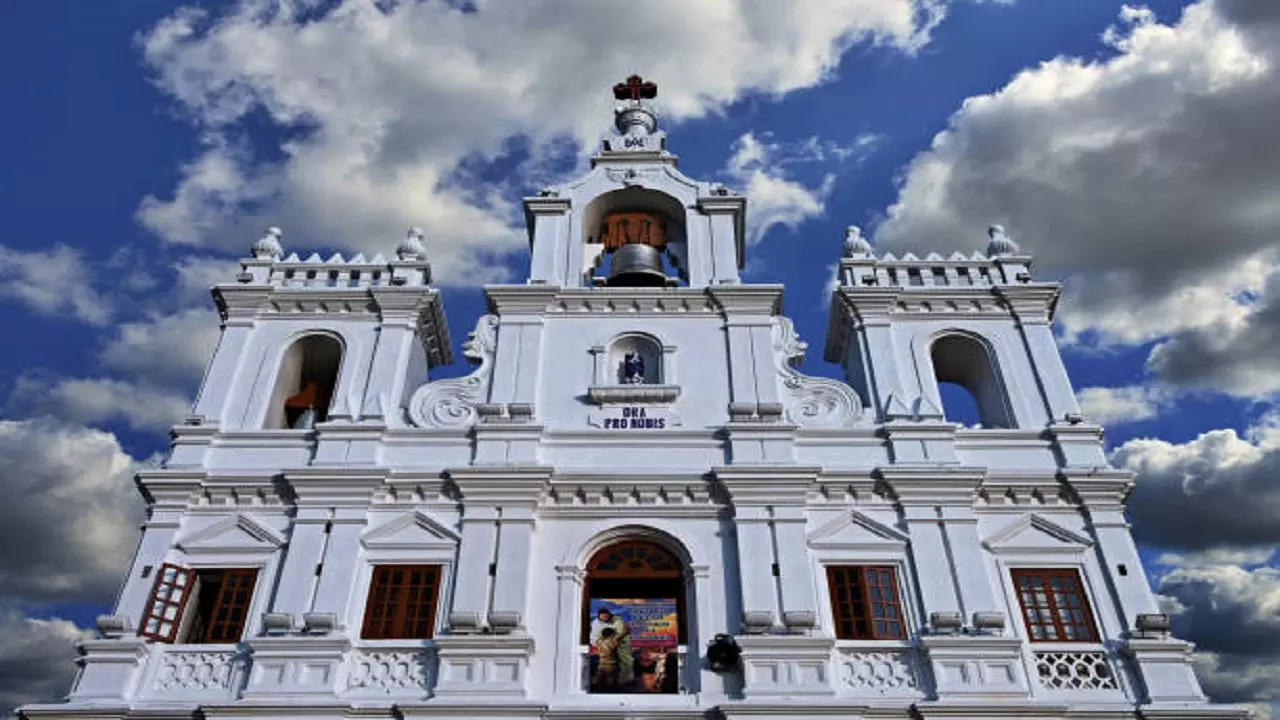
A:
1076;384;1169;425
99;307;219;389
1113;418;1280;550
725;132;880;246
872;0;1280;397
0;605;89;715
10;375;192;432
0;243;112;326
1155;558;1280;705
135;0;939;284
0;419;144;603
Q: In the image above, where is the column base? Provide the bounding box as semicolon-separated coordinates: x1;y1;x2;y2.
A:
432;635;535;698
1123;638;1208;705
919;635;1030;701
241;635;351;698
735;635;836;698
65;638;151;703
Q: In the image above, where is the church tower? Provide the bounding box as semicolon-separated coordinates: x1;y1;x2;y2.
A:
20;78;1252;720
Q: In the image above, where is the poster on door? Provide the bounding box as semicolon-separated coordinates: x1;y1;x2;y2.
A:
587;598;678;693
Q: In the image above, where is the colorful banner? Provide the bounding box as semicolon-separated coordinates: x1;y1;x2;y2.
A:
587;598;678;694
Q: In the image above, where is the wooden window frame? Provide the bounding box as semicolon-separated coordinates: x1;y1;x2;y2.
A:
360;564;442;640
1011;568;1100;643
826;565;907;641
138;565;258;644
139;563;195;643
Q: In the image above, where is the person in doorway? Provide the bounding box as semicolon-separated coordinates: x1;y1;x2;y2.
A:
591;626;628;692
589;608;635;688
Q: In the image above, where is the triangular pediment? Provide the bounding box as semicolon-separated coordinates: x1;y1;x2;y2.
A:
982;514;1093;555
178;514;285;555
808;510;909;550
360;511;460;551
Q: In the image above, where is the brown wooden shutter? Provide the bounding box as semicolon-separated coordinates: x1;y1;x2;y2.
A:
139;563;195;643
360;565;442;640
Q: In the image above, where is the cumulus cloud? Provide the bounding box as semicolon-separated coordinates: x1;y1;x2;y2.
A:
1154;556;1280;706
99;307;219;390
1114;419;1280;550
135;0;942;284
873;0;1280;397
0;605;88;715
725;132;879;246
1076;383;1170;425
9;374;193;432
0;419;144;604
0;243;113;326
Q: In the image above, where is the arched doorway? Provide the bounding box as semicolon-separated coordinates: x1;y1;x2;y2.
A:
582;539;685;694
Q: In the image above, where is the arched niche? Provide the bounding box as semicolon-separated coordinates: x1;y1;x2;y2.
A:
608;333;663;385
580;536;688;694
265;334;343;429
581;187;687;284
930;332;1015;429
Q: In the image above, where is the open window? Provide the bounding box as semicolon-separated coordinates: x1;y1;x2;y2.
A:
826;565;907;640
360;564;442;640
1011;568;1099;643
266;334;342;429
930;333;1014;428
139;564;258;644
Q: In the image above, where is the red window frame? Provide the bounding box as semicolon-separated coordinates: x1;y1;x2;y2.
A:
139;563;195;643
1011;568;1100;643
360;565;442;640
826;565;907;640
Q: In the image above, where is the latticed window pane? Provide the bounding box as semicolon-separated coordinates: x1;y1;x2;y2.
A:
361;565;441;640
202;569;258;643
1012;569;1098;643
139;564;194;643
827;566;907;640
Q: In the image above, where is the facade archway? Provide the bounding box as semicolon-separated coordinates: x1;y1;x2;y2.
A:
581;538;686;694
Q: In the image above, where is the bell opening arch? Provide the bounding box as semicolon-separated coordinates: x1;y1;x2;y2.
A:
265;332;344;429
581;187;688;285
929;330;1015;429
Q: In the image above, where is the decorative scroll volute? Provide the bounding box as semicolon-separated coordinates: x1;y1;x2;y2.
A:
600;212;666;251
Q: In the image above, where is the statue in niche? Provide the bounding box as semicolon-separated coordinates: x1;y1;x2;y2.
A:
622;353;646;384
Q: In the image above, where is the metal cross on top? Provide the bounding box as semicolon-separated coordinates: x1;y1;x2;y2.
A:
613;75;657;101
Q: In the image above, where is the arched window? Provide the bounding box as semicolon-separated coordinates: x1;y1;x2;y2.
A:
266;334;342;429
582;539;685;694
930;333;1014;429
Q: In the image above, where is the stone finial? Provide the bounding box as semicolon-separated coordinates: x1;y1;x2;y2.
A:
397;227;427;260
986;225;1020;257
251;227;284;260
842;225;873;258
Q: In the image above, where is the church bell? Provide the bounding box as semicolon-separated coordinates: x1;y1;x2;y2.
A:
607;243;668;287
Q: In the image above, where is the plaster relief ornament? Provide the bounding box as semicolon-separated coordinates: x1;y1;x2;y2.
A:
986;224;1021;257
772;317;863;428
251;226;284;260
842;225;873;258
397;227;427;260
623;353;646;384
407;315;498;428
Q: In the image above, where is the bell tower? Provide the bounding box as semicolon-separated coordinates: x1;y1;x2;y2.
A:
523;75;746;289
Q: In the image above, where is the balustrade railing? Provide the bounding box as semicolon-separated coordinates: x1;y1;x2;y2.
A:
142;645;247;701
834;643;923;697
345;642;437;697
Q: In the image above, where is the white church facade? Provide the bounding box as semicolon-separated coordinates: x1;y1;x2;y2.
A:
21;78;1253;720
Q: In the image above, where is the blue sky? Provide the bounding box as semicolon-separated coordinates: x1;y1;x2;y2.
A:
0;0;1277;715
